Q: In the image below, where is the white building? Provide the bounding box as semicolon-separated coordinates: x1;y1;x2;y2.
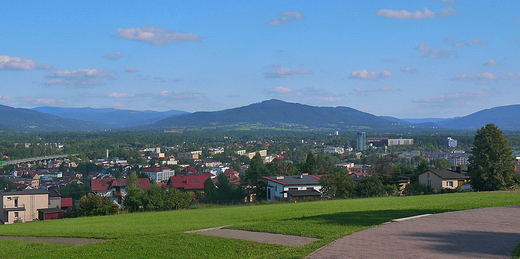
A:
141;166;176;183
324;146;345;154
263;175;323;202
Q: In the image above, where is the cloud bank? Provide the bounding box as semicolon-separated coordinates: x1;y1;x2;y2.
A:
0;56;52;71
116;25;201;46
376;7;457;19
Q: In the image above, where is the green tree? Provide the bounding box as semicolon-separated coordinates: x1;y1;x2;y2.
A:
468;124;517;191
126;172;139;189
416;159;430;174
79;193;119;216
203;177;217;203
357;176;386;198
319;169;356;198
303;152;316;174
433;158;452;169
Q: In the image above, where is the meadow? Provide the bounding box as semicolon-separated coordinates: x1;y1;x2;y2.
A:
0;192;519;258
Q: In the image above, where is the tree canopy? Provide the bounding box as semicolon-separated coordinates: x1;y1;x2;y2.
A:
468;124;517;191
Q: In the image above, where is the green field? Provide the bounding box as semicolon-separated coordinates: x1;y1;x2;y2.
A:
1;192;519;258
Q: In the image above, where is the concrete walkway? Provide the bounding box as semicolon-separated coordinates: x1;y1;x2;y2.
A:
188;227;319;247
308;206;520;258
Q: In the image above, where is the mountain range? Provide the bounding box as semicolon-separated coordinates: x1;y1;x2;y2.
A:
1;100;519;132
32;107;187;128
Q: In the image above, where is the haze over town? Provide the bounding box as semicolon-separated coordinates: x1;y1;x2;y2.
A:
1;0;519;118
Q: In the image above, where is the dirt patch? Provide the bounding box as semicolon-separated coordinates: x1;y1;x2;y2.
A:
0;236;110;246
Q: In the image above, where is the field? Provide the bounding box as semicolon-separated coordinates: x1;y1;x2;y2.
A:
0;192;519;258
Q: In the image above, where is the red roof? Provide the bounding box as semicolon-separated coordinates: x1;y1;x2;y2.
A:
91;178;150;191
169;175;209;190
61;197;73;208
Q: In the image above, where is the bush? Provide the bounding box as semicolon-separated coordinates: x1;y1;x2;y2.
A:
79;193;119;216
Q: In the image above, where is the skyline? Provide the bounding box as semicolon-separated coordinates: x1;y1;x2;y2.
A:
1;1;519;118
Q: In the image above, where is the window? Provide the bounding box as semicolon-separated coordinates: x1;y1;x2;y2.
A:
427;180;432;186
446;181;454;187
427;173;430;178
14;212;19;218
274;186;277;191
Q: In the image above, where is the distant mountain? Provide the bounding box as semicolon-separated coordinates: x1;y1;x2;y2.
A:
153;99;396;130
437;105;520;130
403;118;449;124
0;105;105;132
32;107;188;128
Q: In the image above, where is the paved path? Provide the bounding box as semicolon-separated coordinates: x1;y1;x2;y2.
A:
308;206;520;258
0;236;110;246
188;227;319;247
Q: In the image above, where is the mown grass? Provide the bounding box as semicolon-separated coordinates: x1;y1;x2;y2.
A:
0;192;519;258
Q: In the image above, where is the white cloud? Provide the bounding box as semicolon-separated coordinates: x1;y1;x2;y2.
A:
452;40;468;47
0;56;53;71
0;95;17;105
413;90;495;104
376;6;457;19
483;59;501;66
151;91;204;100
265;86;294;94
416;43;454;58
116;25;201;46
350;87;395;96
264;68;313;78
349;70;392;80
22;97;65;105
268;11;303;26
104;51;124;60
125;67;139;72
108;93;135;98
45;68;114;87
401;67;418;73
452;72;520;81
471;39;488;46
265;86;345;104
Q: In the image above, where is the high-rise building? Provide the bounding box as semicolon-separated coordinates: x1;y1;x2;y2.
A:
357;132;367;151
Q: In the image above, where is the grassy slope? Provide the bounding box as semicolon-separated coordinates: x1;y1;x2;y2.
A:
0;192;519;258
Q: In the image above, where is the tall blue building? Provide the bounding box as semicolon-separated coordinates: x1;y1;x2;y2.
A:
357;132;367;151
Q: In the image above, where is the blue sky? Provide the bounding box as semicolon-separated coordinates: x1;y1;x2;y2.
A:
1;0;519;118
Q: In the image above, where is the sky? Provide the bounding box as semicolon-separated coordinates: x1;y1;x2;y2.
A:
1;0;519;118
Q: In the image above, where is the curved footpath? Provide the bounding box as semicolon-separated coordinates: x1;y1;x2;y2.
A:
307;206;520;259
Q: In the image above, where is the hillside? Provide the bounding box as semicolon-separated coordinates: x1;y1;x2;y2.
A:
33;107;188;128
0;104;105;132
437;104;520;130
154;99;398;130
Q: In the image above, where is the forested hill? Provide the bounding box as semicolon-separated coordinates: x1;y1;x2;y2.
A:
152;99;397;130
0;104;104;132
436;104;520;130
33;107;188;128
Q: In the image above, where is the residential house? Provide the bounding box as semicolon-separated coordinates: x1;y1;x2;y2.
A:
168;175;210;191
91;178;151;206
0;189;50;224
263;175;323;202
418;169;469;191
141;166;176;183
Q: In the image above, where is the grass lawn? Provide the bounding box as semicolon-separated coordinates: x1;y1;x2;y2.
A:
0;192;519;258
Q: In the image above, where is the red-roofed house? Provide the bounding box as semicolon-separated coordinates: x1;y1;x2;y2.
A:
91;178;150;206
141;166;175;183
168;175;210;191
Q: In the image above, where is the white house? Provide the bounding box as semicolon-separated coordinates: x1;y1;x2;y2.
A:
324;146;345;154
141;166;175;183
263;175;323;202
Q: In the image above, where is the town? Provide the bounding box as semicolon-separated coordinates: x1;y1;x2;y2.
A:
1;129;519;224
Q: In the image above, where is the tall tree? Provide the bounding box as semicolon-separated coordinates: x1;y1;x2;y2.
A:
468;124;517;191
303;151;316;174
